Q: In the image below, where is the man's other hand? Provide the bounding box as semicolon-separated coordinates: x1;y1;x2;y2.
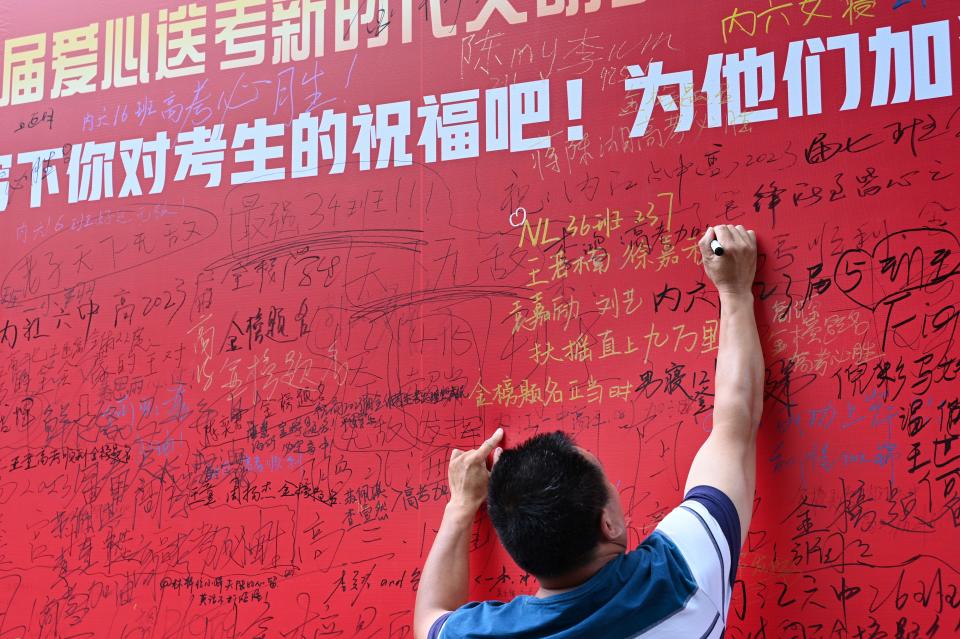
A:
448;428;504;513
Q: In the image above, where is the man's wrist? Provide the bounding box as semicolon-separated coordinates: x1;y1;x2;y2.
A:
718;288;754;304
444;500;479;525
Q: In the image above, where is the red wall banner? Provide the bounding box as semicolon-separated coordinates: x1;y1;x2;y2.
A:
0;0;958;636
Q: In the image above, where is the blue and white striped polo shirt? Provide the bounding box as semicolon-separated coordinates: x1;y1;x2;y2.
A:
429;485;740;639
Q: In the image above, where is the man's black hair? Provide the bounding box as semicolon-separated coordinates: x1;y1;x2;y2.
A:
487;431;609;579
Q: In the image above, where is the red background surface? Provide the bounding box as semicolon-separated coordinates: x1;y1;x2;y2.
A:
1;1;959;637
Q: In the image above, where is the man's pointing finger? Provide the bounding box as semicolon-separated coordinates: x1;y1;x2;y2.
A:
477;427;504;457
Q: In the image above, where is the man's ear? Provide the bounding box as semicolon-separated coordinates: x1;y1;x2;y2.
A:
600;504;624;542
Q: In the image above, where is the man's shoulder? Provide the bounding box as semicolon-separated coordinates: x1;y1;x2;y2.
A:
429;597;526;639
433;538;693;639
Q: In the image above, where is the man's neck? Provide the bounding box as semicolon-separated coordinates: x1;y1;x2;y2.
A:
533;541;627;598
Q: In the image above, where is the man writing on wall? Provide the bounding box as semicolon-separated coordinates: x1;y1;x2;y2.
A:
414;224;763;638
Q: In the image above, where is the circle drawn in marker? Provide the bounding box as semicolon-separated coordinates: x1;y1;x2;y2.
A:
509;207;527;228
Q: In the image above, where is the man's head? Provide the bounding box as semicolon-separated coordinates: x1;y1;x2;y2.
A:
487;431;626;580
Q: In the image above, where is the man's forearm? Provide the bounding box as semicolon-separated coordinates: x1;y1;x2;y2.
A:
714;290;764;437
414;503;475;635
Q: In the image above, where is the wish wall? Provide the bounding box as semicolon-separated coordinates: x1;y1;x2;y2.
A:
0;0;958;636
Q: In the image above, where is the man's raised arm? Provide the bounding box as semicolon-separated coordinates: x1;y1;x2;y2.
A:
684;224;763;544
413;428;504;639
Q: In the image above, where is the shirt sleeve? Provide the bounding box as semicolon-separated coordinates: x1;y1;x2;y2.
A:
654;485;741;618
427;612;452;639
